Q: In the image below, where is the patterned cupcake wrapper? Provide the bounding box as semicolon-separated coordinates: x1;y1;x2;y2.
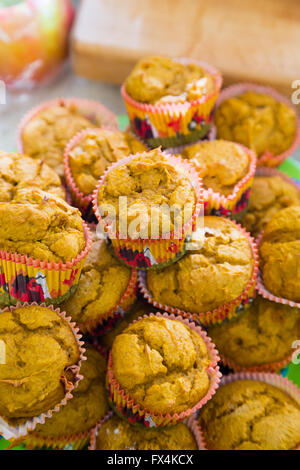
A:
23;429;91;451
215;83;300;168
0;302;86;441
164;124;217;155
138;222;258;326
0;222;92;307
121;59;222;149
194;372;300;450
92;151;203;270
106;312;221;428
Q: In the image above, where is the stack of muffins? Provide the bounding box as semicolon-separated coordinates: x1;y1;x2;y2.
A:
0;55;299;451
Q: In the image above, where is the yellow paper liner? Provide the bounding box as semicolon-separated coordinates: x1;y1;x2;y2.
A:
92;150;203;270
106;312;221;428
194;372;300;450
138;222;258;326
215;83;300;168
0;302;86;441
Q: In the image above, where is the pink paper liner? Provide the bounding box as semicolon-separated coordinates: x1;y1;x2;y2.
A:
106;312;221;427
194;372;300;450
0;302;86;441
215;83;300;167
138;222;259;326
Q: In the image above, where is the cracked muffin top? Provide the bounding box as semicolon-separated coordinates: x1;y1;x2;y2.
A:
215;91;297;157
96;149;197;236
0;188;86;263
61;232;131;327
147;216;254;313
181;140;250;196
125;56;214;104
259;206;300;302
198;380;300;450
111;316;211;415
0;305;81;423
208;295;300;367
21;103;96;177
68;129;147;196
242;174;300;237
95;414;197;450
31;346;108;438
0;152;65;202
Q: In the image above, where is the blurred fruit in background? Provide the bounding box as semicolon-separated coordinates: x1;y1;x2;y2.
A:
0;0;75;90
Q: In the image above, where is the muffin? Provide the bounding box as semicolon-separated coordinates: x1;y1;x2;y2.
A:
208;295;300;371
93;415;197;450
0;152;65;202
198;379;300;450
0;304;82;426
259;206;300;302
242;171;300;237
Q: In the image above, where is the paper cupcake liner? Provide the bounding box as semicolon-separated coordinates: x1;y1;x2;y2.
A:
92;151;203;270
215;83;300;168
0;222;92;307
194;372;300;450
220;350;298;374
138;222;258;325
122;59;222;149
23;429;91;451
0;302;86;441
164;124;217;155
255;166;300;195
106;312;221;428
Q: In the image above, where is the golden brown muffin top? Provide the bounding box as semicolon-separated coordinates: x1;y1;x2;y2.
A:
0;152;65;202
111;316;210;415
32;346;108;438
198;380;300;450
21;103;95;177
208;296;300;367
61;233;131;326
125;56;214;104
215;91;297;157
0;188;85;263
97;149;197;236
68;129;147;196
96;415;197;450
181;140;249;196
0;305;81;422
259;205;300;302
147;216;254;313
242;175;300;237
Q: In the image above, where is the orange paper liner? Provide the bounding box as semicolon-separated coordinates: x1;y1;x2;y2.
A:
106;312;221;428
0;221;93;307
0;302;86;441
215;83;300;168
138;222;258;326
194;372;300;450
121;58;222;149
92;151;203;270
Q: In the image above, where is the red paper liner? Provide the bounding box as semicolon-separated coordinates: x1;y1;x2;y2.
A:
215;83;300;168
194;372;300;450
0;302;86;441
138;222;258;325
106;312;221;427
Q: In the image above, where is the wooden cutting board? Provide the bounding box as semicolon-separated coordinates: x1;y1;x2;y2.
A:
71;0;300;97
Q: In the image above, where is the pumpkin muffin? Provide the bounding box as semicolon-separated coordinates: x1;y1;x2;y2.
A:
0;188;85;263
125;56;215;105
21;103;95;177
259;206;300;302
242;174;300;237
147;216;254;313
215;91;297;157
0;305;81;424
110;316;211;415
181;140;250;196
207;295;300;369
198;379;300;450
0;152;65;202
95;415;197;450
